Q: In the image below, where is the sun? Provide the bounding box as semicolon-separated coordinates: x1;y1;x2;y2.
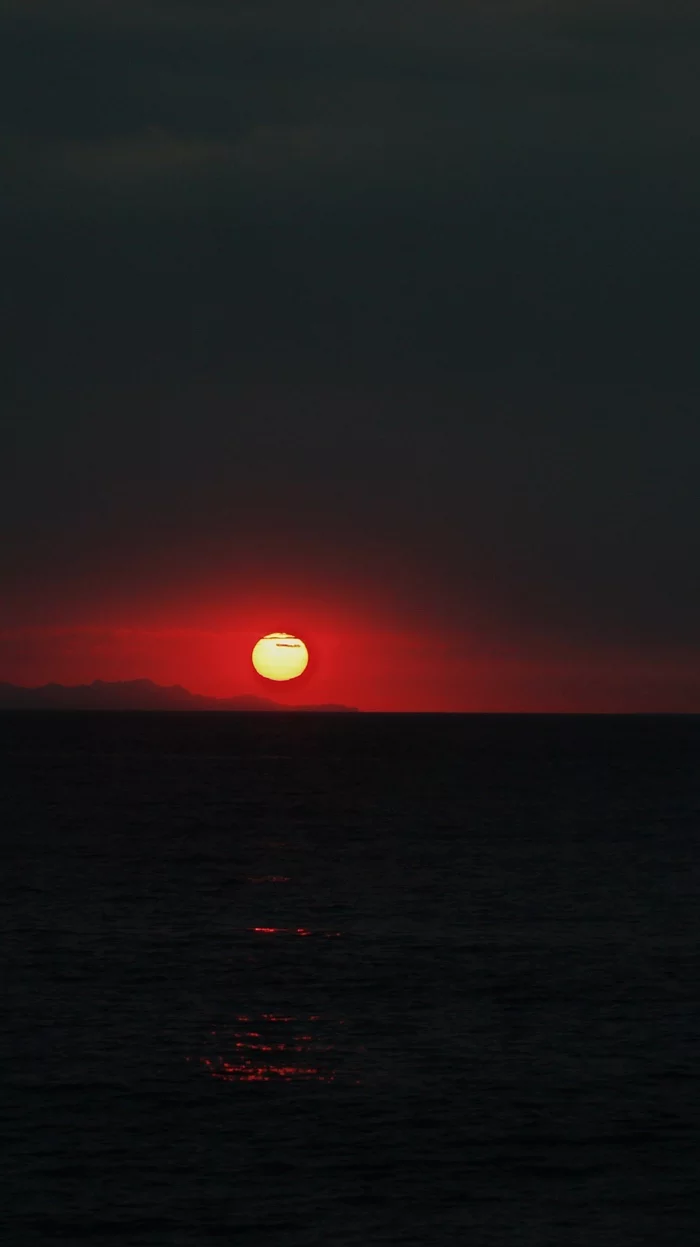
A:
252;633;309;682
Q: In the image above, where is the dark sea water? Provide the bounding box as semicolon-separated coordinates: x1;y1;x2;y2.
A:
2;712;700;1246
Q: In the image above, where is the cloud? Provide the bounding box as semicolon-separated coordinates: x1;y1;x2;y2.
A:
46;128;233;185
2;0;699;215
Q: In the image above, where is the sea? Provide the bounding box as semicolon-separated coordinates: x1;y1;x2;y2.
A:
2;711;699;1246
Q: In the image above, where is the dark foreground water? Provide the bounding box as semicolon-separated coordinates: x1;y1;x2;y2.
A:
2;712;699;1246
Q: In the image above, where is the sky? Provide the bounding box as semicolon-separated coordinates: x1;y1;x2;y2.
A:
2;0;699;710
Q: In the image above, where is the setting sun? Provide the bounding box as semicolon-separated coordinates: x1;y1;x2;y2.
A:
251;633;309;682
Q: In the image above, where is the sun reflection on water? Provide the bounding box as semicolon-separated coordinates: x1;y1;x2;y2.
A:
249;926;341;937
192;1014;360;1084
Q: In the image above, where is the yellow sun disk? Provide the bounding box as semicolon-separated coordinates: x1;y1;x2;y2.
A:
252;633;309;682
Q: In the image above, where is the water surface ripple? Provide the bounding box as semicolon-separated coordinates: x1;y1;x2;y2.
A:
2;712;699;1245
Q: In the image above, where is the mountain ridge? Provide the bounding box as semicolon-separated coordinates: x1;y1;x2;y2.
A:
0;679;358;713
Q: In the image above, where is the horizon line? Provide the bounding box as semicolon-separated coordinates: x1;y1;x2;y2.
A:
0;678;698;715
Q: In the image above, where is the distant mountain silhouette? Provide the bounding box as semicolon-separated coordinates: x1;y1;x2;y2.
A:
0;679;358;713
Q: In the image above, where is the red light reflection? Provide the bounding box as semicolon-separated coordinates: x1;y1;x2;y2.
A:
249;927;341;937
202;1058;331;1082
193;1013;357;1084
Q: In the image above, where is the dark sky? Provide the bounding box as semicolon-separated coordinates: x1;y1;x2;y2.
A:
2;0;699;709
